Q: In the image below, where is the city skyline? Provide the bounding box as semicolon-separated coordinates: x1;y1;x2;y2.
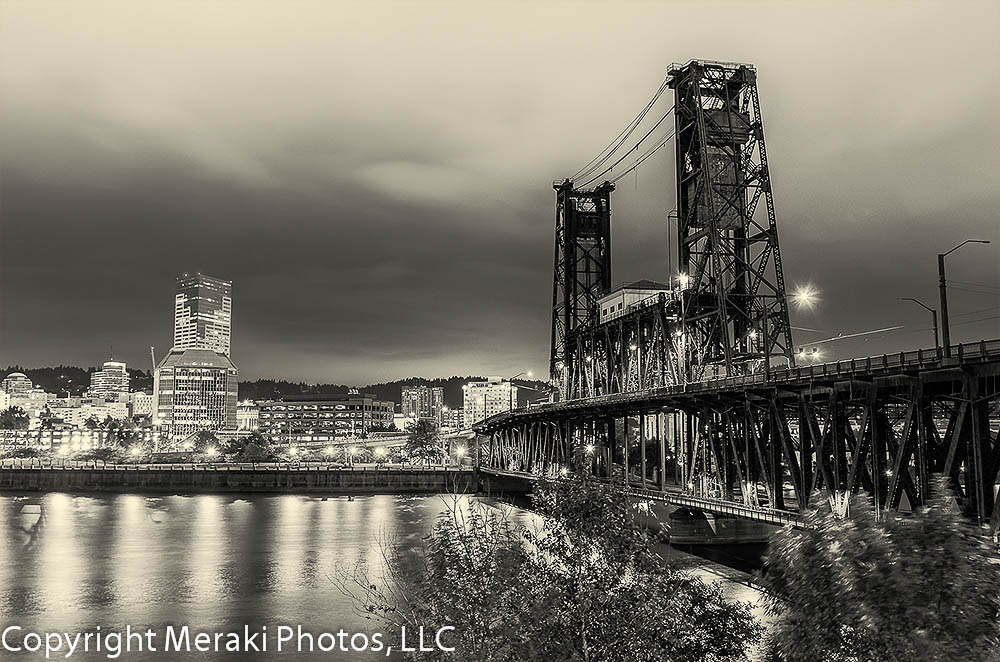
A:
1;1;998;384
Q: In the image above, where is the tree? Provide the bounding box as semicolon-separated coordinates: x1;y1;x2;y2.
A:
223;432;278;462
759;477;1000;661
193;429;219;452
0;406;30;430
405;419;441;467
338;475;762;662
83;415;101;430
521;476;762;662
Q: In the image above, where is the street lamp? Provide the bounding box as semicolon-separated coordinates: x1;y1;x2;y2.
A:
938;239;991;356
900;297;939;351
509;371;532;411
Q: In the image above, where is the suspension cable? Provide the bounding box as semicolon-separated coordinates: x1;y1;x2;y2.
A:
570;79;670;182
577;107;675;188
609;129;676;184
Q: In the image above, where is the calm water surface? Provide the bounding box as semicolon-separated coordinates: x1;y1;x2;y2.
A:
0;492;770;661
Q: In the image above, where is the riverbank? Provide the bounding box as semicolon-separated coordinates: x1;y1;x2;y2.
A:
0;466;476;494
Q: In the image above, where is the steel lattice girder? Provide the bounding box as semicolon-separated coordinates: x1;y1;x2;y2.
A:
550;180;614;393
478;362;1000;531
667;60;795;376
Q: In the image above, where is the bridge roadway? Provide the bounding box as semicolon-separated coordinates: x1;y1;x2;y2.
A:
475;340;1000;531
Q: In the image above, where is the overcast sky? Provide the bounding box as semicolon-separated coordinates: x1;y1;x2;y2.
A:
1;1;998;383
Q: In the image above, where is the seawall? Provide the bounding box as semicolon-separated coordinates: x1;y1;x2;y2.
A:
0;467;476;494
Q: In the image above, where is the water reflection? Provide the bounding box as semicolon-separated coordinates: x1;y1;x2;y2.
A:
0;493;467;661
0;492;771;661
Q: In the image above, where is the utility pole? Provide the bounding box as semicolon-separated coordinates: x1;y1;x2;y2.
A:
938;240;991;357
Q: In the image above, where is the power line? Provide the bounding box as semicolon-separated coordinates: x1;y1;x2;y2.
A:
950;280;1000;291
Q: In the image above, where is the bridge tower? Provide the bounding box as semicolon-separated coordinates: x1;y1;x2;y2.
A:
667;61;795;378
550;180;614;394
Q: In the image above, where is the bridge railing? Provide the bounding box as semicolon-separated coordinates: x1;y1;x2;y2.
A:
477;339;1000;429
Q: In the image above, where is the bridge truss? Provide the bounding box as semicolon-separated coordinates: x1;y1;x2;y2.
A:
479;343;1000;531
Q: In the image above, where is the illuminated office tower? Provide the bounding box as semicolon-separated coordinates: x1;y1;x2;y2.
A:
173;273;232;356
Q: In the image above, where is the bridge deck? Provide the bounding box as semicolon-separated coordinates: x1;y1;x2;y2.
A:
478;339;1000;429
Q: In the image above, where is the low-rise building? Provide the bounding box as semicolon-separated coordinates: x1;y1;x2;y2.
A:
597;279;675;325
258;394;394;446
129;391;153;418
236;401;260;431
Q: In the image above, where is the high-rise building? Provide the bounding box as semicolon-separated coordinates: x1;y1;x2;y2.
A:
153;348;239;437
154;273;239;438
401;385;444;422
463;377;522;428
173;273;233;356
89;360;129;400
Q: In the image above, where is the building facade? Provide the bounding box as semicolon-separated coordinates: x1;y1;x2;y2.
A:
128;391;153;418
155;272;239;438
1;373;33;398
258;394;394;446
48;397;129;428
597;279;674;325
401;385;444;422
236;401;260;431
153;348;239;438
89;360;129;400
173;273;233;356
442;406;464;431
463;377;522;428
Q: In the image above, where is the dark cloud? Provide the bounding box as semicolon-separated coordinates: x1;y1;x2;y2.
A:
1;1;998;382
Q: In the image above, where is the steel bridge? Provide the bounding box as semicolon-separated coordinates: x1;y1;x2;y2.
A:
477;59;1000;533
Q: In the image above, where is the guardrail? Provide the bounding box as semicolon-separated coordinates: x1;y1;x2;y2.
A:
476;339;1000;430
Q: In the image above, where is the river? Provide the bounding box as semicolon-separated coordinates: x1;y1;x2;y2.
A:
0;492;772;660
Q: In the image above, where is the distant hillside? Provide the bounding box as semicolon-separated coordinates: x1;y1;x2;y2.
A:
2;367;550;410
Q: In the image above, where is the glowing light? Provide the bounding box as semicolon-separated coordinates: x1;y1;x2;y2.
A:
347;446;359;455
323;445;335;456
677;273;691;288
287;446;299;456
205;446;218;457
748;330;758;340
374;447;387;457
129;446;142;457
584;444;596;455
454;446;466;457
559;467;569;476
182;441;194;450
792;284;819;310
629;344;637;351
58;446;70;457
585;355;592;362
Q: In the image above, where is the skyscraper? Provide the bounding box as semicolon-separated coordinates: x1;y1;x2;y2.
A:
173;273;232;356
154;273;238;439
